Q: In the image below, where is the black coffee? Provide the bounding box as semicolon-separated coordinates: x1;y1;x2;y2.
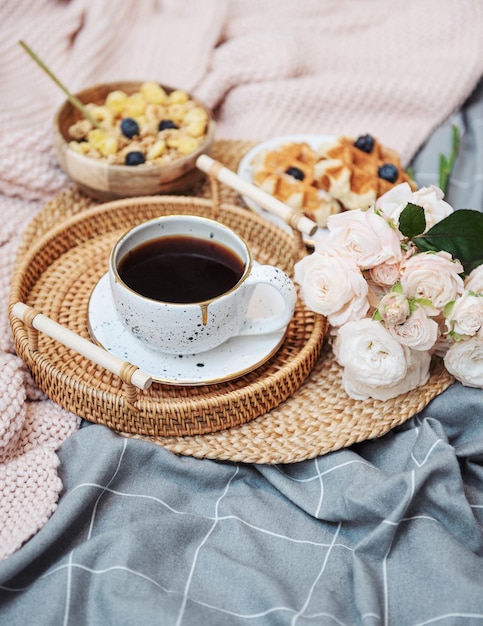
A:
118;235;245;303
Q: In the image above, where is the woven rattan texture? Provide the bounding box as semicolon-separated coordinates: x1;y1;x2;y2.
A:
16;140;253;258
155;345;453;464
10;193;325;438
10;139;455;463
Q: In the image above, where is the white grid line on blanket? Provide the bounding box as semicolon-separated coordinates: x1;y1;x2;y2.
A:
290;522;342;625
2;421;482;625
66;482;351;549
68;449;354;624
49;467;355;624
175;466;240;626
87;437;128;540
271;458;374;485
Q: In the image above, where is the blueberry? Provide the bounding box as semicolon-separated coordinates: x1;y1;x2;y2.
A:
285;166;305;181
354;134;375;153
120;117;140;139
158;119;178;131
125;151;146;166
378;163;398;183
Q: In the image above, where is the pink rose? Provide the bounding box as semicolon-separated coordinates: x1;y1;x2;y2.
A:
369;246;417;288
387;307;439;351
323;209;402;270
378;292;410;324
445;291;483;337
294;252;369;327
400;251;464;312
444;336;483;388
465;265;483;295
368;260;401;287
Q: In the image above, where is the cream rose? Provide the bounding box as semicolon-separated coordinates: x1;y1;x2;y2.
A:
376;183;453;231
410;185;454;230
400;251;464;312
294;252;369;327
446;291;483;337
342;348;431;400
387;306;439;351
444;336;483;388
323;208;402;270
375;182;413;225
334;318;407;388
465;265;483;295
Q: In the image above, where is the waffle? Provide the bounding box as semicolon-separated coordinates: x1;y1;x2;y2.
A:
250;134;416;227
251;141;342;228
314;135;416;210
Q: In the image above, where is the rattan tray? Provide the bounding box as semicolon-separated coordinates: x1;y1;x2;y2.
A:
9;140;455;463
10;190;327;433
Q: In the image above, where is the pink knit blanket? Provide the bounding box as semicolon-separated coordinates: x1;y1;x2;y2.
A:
1;0;483;560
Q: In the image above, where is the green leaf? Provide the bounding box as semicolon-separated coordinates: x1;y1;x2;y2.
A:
413;209;483;274
443;301;455;317
465;258;483;275
439;124;460;193
439;155;449;193
390;282;403;294
413;297;434;308
408;299;418;314
448;330;465;342
399;202;426;238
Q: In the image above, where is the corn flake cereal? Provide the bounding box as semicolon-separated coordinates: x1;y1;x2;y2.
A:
67;82;210;166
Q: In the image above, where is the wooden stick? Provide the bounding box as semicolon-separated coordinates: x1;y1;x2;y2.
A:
18;40;103;130
12;302;152;391
196;154;318;237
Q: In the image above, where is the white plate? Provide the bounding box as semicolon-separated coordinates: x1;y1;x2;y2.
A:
237;133;334;235
87;273;288;386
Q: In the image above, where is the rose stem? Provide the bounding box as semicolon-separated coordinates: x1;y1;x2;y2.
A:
18;40;103;129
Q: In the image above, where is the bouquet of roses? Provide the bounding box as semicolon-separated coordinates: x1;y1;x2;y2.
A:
294;182;483;400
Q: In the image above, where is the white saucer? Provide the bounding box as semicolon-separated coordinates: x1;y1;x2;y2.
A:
87;273;288;386
237;133;334;237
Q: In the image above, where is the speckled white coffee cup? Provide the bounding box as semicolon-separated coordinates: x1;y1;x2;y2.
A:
109;215;297;355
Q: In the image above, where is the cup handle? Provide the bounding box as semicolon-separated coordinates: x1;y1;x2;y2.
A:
238;265;297;335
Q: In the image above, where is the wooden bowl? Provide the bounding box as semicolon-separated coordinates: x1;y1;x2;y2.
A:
53;81;216;200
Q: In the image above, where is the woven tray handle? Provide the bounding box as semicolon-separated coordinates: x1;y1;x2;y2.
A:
197;155;318;237
11;303;153;395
